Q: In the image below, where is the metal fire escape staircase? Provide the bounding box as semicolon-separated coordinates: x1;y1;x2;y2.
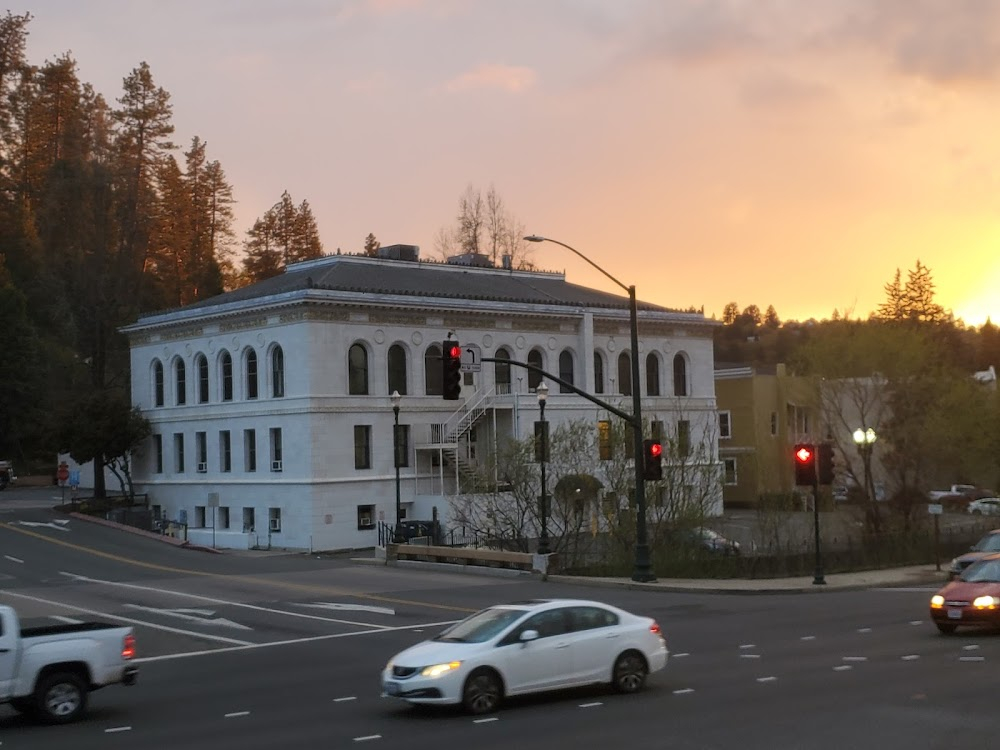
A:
440;387;496;494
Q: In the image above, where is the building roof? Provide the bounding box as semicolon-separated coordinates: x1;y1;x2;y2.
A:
139;254;689;323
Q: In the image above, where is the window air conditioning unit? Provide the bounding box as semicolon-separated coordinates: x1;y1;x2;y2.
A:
269;518;281;532
197;462;207;473
271;460;283;472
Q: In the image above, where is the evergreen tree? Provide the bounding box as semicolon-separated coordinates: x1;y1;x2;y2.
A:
904;260;947;323
721;302;739;325
764;305;780;328
364;232;380;256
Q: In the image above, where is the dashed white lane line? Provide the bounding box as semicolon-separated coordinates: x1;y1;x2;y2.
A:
333;696;357;703
842;656;868;662
909;620;923;626
579;702;603;708
354;735;382;741
673;688;695;695
225;711;250;718
901;655;920;661
740;654;761;659
959;656;986;662
473;718;499;724
739;644;756;650
3;555;23;563
963;644;980;651
673;652;689;658
105;727;132;733
857;628;872;633
833;665;852;672
800;636;816;641
756;676;777;683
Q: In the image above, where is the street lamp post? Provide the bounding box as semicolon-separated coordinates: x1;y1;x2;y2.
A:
536;382;551;555
524;235;655;582
391;390;403;543
853;427;878;531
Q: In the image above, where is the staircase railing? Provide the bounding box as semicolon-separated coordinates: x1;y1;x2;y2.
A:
442;386;496;443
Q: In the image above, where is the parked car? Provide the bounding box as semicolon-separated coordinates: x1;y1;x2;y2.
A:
948;529;1000;579
0;605;138;723
930;554;1000;634
381;598;668;714
967;498;1000;516
674;527;741;555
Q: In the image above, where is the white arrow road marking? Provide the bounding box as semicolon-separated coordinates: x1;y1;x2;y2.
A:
123;604;252;630
12;521;69;532
295;602;396;616
60;572;393;630
53;518;70;525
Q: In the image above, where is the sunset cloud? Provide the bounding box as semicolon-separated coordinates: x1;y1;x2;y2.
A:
444;63;537;93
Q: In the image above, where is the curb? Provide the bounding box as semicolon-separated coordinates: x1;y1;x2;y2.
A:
68;512;222;554
352;557;538;579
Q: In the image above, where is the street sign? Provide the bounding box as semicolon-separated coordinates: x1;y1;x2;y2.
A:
68;470;80;489
460;343;482;372
57;462;69;483
928;503;943;515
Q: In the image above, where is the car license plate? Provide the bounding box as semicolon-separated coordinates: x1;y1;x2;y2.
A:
947;608;963;620
383;681;400;696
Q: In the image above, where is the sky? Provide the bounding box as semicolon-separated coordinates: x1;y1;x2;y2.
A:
15;0;1000;326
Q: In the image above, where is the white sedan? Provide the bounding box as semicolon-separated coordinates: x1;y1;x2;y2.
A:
968;498;1000;516
381;598;669;714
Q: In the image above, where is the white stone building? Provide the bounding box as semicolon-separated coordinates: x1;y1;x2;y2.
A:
122;249;721;551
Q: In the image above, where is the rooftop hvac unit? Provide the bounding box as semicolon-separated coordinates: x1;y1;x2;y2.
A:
377;244;420;262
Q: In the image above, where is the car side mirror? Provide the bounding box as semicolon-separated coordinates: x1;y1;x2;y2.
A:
519;629;539;643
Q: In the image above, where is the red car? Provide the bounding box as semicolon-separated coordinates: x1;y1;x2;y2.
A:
930;553;1000;634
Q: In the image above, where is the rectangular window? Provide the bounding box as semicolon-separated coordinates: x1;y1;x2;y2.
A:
153;434;163;474
651;420;664;442
194;506;206;527
176;364;186;405
154;366;164;407
196;431;207;472
219;507;230;529
242;507;255;533
174;433;185;473
719;411;732;440
269;507;281;533
394;424;410;468
222;358;233;401
677;420;691;458
270;428;282;472
248;355;259;400
354;425;372;470
244;429;256;472
220;431;231;472
724;458;738;486
598;420;612;460
357;504;375;530
198;362;209;403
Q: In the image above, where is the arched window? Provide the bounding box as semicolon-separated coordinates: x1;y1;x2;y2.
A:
348;343;369;395
527;349;543;390
494;348;511;392
387;344;407;395
673;353;688;397
153;360;164;407
424;344;442;395
646;353;660;396
175;359;187;405
593;352;604;395
271;346;285;398
196;354;209;403
558;350;574;393
221;352;233;402
246;350;258;400
617;352;632;396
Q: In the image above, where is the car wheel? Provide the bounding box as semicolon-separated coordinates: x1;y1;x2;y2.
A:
612;651;648;694
34;672;87;724
935;623;957;635
462;669;503;715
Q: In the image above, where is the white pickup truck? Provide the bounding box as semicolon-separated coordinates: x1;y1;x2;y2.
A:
0;604;138;723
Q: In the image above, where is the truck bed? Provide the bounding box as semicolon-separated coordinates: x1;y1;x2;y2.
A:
21;621;122;639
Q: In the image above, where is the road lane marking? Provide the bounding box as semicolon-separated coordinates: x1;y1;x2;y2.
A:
800;636;816;641
3;555;23;563
963;645;980;651
123;603;252;631
672;688;694;694
833;665;852;672
225;711;250;718
50;616;84;624
857;628;872;633
0;589;254;646
354;735;382;742
739;654;760;659
756;676;777;683
901;655;920;661
959;656;985;662
672;652;689;657
579;702;602;708
131;620;460;663
60;572;395;629
105;727;131;733
11;521;69;532
295;602;396;616
473;718;498;724
739;644;755;649
909;621;923;626
333;697;357;703
0;522;476;614
842;656;867;662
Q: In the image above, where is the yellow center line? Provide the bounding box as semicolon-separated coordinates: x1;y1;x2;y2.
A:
0;522;476;614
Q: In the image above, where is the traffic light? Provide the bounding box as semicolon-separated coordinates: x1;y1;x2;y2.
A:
442;341;462;400
642;439;663;481
794;443;816;486
817;442;835;485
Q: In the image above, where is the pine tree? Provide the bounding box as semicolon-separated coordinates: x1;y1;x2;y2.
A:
364;232;380;256
877;269;905;320
904;260;947;323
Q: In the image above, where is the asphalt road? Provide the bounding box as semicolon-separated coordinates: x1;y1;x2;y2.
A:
2;491;1000;750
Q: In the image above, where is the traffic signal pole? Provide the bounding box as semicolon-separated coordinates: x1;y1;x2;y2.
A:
812;474;825;585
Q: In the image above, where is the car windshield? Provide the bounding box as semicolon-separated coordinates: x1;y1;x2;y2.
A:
961;558;1000;583
971;534;1000;553
433;607;526;643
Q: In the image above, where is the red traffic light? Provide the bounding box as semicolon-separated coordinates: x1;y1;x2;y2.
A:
795;446;813;463
649;443;663;458
447;345;462;359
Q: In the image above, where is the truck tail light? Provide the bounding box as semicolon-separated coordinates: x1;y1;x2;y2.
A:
650;622;662;635
122;633;136;660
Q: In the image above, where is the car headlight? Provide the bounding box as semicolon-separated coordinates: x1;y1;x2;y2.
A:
930;595;944;608
973;596;999;609
421;661;462;677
